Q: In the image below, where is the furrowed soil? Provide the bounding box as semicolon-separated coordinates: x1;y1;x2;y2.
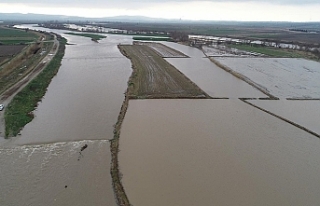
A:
118;45;209;99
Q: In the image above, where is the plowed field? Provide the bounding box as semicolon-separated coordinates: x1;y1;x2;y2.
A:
118;45;209;99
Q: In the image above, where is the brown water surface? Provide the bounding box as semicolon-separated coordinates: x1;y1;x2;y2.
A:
119;99;320;206
249;99;320;135
13;32;132;145
0;140;116;206
1;25;133;206
166;58;267;98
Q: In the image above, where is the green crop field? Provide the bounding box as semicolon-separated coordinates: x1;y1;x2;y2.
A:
0;27;39;45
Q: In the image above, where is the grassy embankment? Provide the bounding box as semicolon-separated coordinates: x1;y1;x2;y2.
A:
4;36;67;137
65;32;106;41
228;43;313;58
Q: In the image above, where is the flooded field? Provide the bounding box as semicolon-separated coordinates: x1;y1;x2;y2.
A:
166;58;267;98
119;99;320;206
202;45;264;57
213;57;320;99
137;42;188;58
248;99;320;136
161;41;205;58
0;140;116;206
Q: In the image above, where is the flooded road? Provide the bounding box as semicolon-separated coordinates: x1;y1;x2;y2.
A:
1;25;133;206
119;99;320;206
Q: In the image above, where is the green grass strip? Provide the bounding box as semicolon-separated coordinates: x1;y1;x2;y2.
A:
4;36;66;137
65;32;106;41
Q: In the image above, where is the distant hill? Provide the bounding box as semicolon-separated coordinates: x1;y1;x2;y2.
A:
0;13;177;23
0;13;319;33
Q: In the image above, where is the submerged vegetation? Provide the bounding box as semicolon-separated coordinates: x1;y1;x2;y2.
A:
228;43;307;58
65;32;106;41
4;36;67;137
227;44;317;60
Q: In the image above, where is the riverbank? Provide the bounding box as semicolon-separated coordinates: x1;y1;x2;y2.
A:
4;35;66;137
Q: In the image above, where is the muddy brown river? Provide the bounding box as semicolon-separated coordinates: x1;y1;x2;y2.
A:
1;25;132;205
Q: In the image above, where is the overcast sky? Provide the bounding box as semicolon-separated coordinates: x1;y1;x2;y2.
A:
0;0;320;22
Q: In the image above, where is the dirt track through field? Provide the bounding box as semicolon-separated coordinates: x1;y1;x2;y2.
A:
119;45;209;99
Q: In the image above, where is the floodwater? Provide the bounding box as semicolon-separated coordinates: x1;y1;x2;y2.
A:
14;31;132;145
0;140;116;206
248;99;320;135
161;41;205;58
1;25;133;205
214;57;320;99
119;99;320;206
165;58;267;98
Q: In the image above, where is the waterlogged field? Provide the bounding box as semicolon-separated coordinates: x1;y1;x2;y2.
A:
213;57;320;99
166;57;267;98
202;45;265;57
119;99;320;206
137;42;188;58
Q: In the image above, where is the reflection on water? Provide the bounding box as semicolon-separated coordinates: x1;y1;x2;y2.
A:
120;99;320;206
